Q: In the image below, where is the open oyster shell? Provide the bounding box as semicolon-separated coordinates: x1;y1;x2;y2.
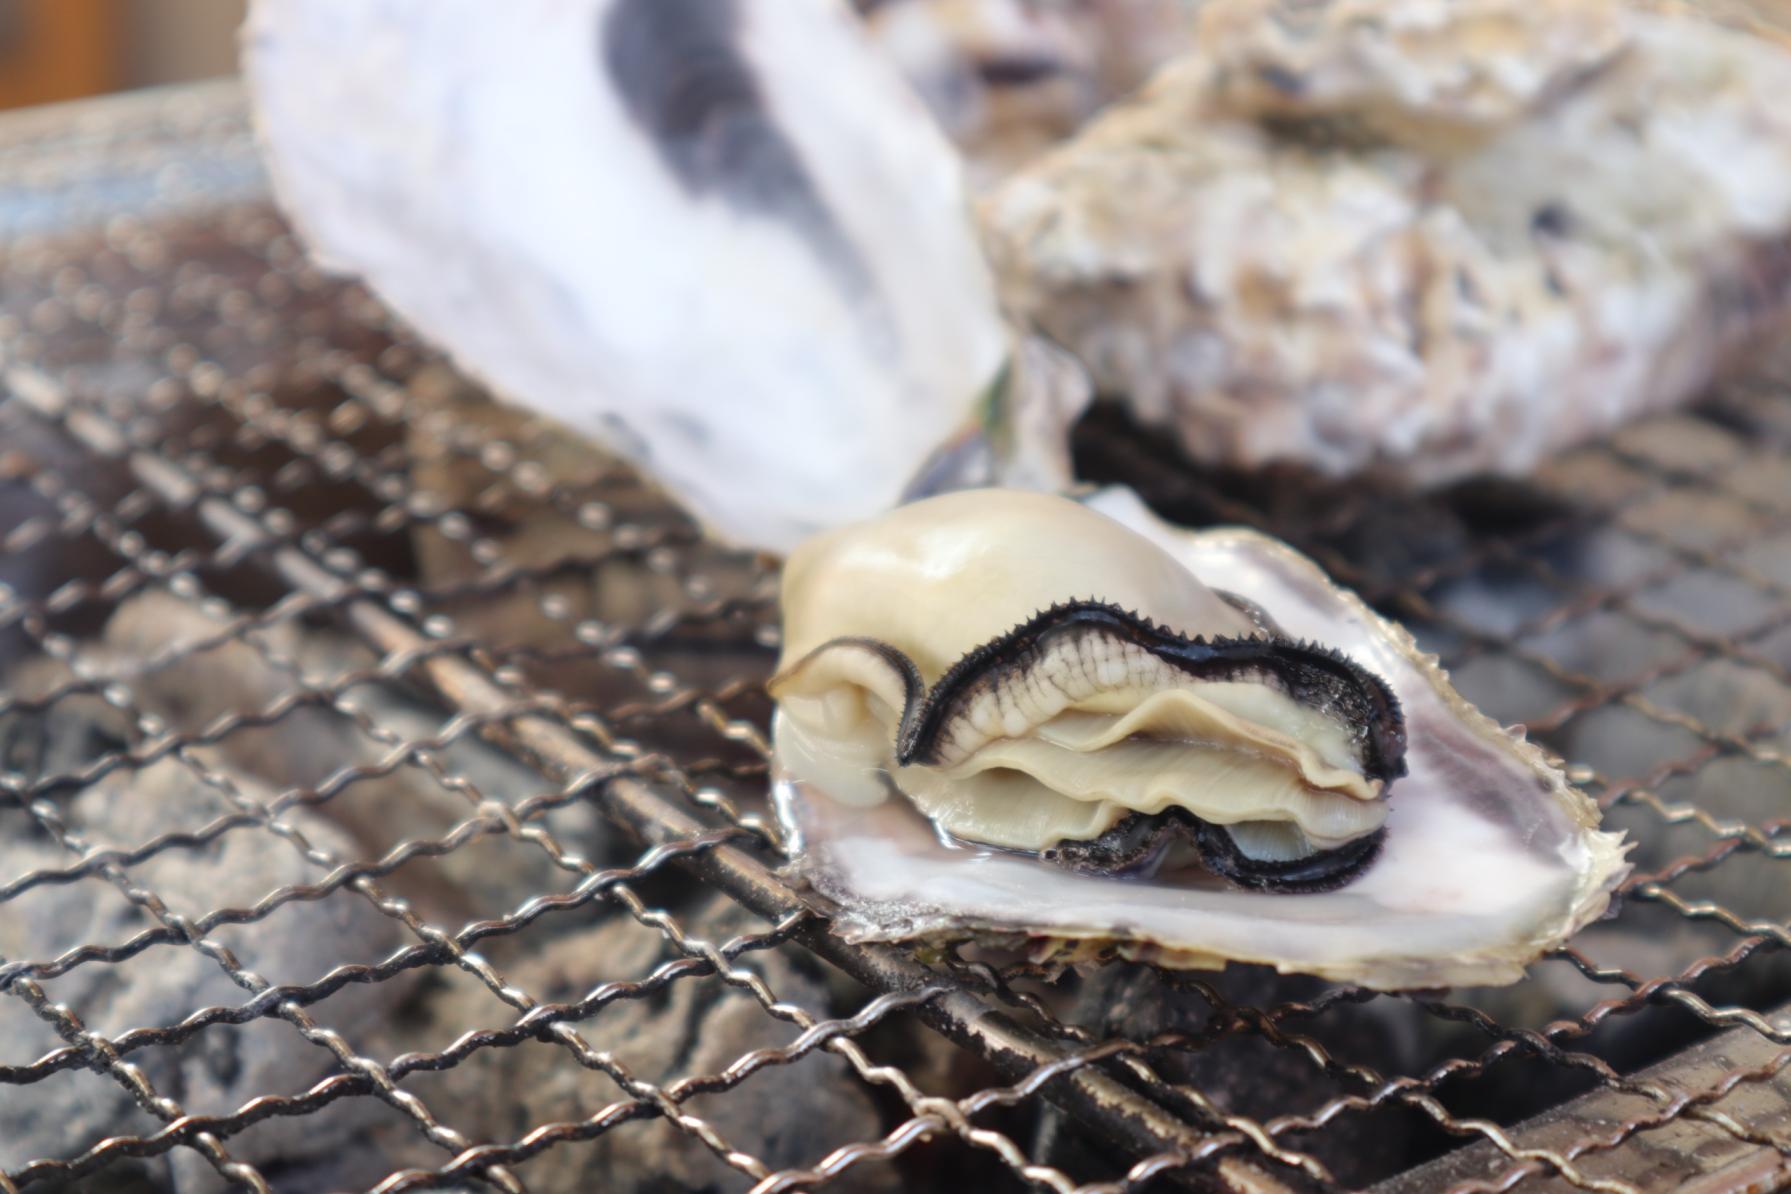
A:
245;0;1041;553
771;488;1629;990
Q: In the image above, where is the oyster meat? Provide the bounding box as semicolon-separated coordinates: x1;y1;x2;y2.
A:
771;488;1629;989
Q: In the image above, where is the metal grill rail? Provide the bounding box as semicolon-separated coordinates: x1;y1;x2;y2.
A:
2;83;1791;1194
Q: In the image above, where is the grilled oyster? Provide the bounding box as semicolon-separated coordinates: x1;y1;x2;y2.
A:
774;491;1404;892
859;0;1200;188
771;488;1629;989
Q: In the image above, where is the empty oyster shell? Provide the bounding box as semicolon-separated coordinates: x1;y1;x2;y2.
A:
244;0;1021;553
771;488;1629;989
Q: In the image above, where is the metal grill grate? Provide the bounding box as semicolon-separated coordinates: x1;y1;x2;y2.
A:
4;83;1791;1194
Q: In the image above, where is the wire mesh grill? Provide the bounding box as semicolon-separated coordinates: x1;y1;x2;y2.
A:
4;83;1791;1194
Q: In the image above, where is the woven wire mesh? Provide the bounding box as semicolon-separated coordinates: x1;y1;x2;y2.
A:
3;83;1791;1194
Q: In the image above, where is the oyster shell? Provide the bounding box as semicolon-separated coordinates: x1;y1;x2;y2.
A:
979;0;1791;485
245;0;1034;553
771;488;1629;989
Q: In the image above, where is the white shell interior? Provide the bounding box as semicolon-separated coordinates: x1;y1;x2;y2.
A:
244;0;1009;553
774;487;1629;990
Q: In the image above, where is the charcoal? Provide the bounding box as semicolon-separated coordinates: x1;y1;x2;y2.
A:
0;758;411;1190
374;896;899;1193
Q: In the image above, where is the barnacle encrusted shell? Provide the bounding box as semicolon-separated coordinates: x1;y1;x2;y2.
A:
979;0;1791;485
771;488;1630;989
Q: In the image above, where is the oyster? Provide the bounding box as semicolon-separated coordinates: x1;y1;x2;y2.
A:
771;488;1629;989
980;0;1791;486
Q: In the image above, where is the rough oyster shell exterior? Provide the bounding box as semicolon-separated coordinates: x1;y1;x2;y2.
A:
980;0;1791;484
